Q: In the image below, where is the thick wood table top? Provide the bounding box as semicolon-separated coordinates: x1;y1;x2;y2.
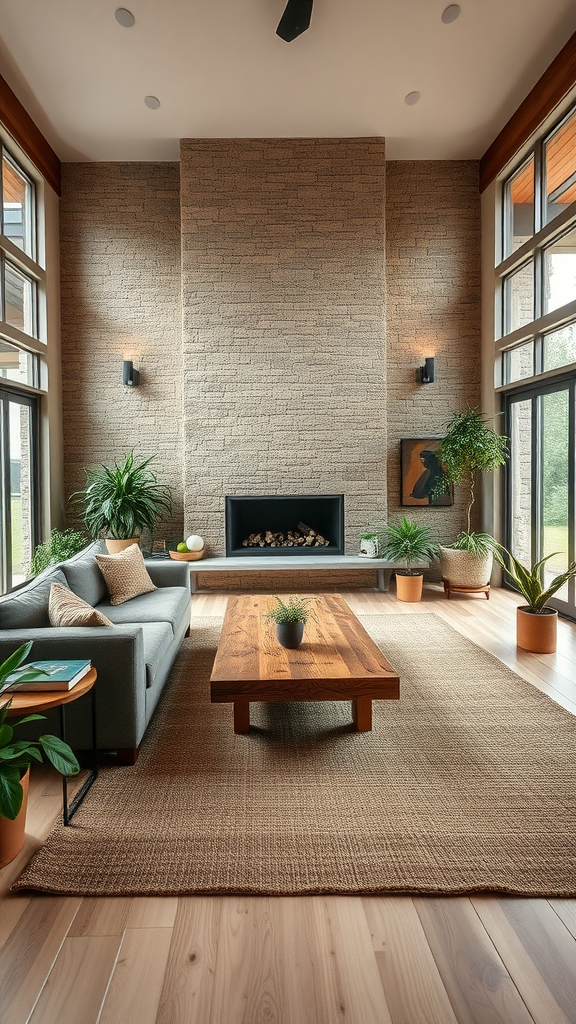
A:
2;668;97;717
210;595;399;703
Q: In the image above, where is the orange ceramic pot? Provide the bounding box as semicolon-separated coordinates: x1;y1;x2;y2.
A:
395;572;424;602
0;767;30;869
105;538;139;553
517;606;558;654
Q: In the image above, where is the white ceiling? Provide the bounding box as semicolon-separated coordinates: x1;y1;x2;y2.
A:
0;0;574;162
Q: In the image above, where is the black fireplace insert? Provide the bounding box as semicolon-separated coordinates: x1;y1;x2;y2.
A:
225;495;345;556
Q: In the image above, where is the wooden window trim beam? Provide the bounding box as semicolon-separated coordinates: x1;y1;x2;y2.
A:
480;31;576;194
0;73;61;197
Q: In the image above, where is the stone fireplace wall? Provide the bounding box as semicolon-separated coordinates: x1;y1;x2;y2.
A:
180;138;388;563
58;148;481;587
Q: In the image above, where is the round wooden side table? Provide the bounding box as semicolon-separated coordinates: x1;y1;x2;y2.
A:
4;667;98;826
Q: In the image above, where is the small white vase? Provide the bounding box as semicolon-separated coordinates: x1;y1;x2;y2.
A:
359;538;379;558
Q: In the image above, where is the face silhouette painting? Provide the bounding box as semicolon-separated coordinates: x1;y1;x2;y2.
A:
410;450;448;504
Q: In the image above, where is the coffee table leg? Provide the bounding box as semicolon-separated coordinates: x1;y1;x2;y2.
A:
234;700;250;734
352;698;372;732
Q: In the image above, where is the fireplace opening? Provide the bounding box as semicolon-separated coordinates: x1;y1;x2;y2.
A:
226;495;345;557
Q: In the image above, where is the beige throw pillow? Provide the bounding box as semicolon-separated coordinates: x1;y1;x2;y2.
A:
95;543;157;606
49;582;114;627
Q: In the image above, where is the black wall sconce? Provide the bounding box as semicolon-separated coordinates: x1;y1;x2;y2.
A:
122;360;140;387
419;357;435;384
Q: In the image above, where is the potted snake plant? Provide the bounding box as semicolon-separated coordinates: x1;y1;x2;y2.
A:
494;546;576;653
72;451;173;553
0;643;80;868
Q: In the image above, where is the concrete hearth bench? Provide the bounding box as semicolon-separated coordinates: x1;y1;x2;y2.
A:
189;556;429;593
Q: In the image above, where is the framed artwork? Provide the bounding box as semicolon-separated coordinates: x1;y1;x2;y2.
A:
400;439;453;507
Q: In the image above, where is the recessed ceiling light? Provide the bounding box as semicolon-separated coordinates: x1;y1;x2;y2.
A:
115;8;135;28
144;96;161;110
441;4;461;23
405;91;421;106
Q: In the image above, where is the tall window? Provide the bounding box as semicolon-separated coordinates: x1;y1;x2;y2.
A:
497;101;576;619
0;143;44;591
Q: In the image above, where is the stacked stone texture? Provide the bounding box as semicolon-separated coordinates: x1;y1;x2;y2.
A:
59;163;183;542
386;161;481;573
58;151;482;590
181;138;387;589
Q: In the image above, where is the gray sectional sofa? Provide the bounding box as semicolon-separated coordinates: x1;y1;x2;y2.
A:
0;543;191;762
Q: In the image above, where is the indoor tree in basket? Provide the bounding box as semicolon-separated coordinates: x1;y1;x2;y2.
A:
0;642;80;868
494;546;576;653
433;407;508;589
266;597;313;649
381;516;438;602
72;452;173;553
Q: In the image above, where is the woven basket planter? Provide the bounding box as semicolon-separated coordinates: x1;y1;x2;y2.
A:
439;547;493;588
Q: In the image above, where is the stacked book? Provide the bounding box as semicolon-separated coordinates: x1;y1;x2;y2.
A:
3;660;92;692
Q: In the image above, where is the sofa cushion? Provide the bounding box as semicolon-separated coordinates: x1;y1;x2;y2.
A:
97;587;190;634
62;550;107;607
49;582;114;628
0;570;68;629
117;620;173;689
96;544;156;606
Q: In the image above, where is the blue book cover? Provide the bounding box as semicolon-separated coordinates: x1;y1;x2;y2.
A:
4;659;91;691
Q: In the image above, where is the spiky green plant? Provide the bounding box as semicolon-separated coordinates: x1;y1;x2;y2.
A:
450;531;497;555
0;643;80;820
265;597;312;625
494;545;576;613
433;407;509;536
381;516;438;575
72;452;173;540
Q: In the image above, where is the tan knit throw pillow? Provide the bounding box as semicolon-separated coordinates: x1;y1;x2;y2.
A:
95;543;157;606
49;582;114;627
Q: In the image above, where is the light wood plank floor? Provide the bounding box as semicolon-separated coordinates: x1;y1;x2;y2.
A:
1;585;575;1024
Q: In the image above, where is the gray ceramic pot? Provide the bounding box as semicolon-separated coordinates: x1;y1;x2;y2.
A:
276;621;305;649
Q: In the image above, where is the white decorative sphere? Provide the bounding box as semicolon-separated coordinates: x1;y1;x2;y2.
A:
186;534;204;552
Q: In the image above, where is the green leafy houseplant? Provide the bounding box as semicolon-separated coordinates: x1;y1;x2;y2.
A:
31;527;88;576
450;531;497;555
433;407;509;540
0;643;80;820
72;452;173;540
494;546;576;613
381;516;438;575
266;597;314;649
265;597;312;624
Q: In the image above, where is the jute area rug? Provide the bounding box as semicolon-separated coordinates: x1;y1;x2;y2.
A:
14;613;576;897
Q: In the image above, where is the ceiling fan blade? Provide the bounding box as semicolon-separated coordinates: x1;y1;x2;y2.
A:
276;0;313;42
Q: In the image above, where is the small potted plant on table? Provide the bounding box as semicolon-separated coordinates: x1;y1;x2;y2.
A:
494;546;576;653
72;452;173;553
381;516;438;602
0;643;80;868
266;597;312;649
433;407;508;592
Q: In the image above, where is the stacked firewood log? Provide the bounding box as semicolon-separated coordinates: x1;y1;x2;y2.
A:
242;521;330;549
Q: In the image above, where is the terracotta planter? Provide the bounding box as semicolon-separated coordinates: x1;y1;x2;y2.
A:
105;538;139;554
517;606;558;654
439;547;493;588
0;767;30;869
395;572;424;602
276;621;305;649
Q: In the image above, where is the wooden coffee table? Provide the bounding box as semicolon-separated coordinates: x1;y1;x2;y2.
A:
210;595;400;733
